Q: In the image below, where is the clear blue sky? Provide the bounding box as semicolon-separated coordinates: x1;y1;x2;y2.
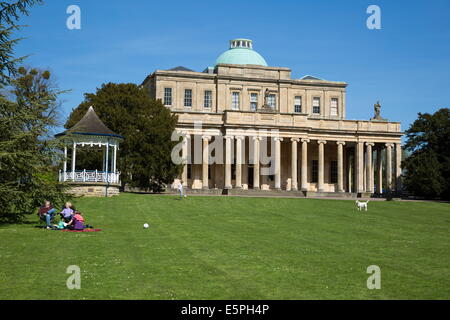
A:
15;0;450;136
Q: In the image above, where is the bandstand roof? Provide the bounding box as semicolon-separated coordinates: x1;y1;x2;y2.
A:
55;106;124;139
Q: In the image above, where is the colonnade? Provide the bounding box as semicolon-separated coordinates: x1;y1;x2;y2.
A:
179;134;402;194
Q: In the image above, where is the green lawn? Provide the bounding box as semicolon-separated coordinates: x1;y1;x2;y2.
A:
0;193;449;299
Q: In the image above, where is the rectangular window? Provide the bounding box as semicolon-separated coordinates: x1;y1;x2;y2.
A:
268;94;276;109
204;90;212;109
312;160;318;183
250;93;258;111
330;98;338;116
313;97;320;114
231;92;240;110
184;89;192;107
294;96;302;113
330;160;338;183
164;88;172;106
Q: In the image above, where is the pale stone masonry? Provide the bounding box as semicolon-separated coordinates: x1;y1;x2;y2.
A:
142;39;402;195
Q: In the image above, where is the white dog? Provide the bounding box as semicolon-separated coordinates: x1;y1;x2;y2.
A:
355;200;369;211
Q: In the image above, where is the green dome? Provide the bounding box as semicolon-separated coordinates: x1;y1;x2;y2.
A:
215;39;268;67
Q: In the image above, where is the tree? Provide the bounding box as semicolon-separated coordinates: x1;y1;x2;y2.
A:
0;68;69;222
402;108;450;199
65;83;181;192
0;0;69;222
0;0;43;84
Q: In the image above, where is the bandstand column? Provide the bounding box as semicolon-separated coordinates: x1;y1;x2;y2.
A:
224;136;233;189
385;143;393;192
202;135;211;189
337;141;346;192
274;137;283;190
71;142;76;180
366;142;374;193
63;145;67;181
113;143;117;173
105;141;110;183
301;138;309;191
235;136;244;188
252;136;260;189
318;140;327;192
291;138;299;191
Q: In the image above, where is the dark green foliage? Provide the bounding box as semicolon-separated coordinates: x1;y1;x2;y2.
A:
0;68;70;222
0;0;43;84
403;108;450;199
0;0;69;222
65;83;181;192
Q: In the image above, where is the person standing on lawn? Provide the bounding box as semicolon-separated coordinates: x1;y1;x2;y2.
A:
178;180;184;200
38;200;57;229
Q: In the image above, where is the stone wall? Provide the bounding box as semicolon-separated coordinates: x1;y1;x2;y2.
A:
67;184;120;197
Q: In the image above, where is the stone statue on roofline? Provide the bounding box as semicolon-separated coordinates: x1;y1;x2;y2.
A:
260;88;276;113
370;100;387;121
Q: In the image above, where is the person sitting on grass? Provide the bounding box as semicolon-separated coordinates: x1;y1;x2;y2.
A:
38;200;57;229
66;211;85;231
59;202;74;223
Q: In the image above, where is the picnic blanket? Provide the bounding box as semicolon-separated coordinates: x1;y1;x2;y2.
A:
60;228;102;232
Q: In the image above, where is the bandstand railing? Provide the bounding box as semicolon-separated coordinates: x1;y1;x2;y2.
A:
59;170;120;184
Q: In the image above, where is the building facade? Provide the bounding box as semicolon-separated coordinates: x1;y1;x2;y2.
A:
142;39;402;196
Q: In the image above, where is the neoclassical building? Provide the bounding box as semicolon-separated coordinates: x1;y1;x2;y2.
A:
142;39;402;196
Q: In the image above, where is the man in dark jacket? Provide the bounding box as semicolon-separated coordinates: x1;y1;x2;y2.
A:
38;201;57;229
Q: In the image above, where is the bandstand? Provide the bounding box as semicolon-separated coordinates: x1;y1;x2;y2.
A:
55;106;124;197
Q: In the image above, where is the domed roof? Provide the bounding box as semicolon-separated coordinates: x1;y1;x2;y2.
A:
215;39;268;67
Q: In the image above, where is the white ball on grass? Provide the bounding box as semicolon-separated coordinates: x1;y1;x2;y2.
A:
143;223;149;229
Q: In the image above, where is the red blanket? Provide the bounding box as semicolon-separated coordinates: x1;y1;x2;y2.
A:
61;228;102;232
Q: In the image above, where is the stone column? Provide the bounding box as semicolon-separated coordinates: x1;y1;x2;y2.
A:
301;138;310;191
252;136;260;189
317;140;327;192
336;141;345;192
274;137;283;190
366;142;374;193
181;135;190;185
202;135;211;189
356;142;364;193
235;136;244;188
224;136;233;189
376;145;383;194
291;138;299;191
395;143;402;193
385;143;394;192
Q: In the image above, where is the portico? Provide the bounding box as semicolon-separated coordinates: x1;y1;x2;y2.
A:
174;119;402;195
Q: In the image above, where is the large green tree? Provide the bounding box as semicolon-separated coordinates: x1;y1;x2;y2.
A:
0;0;69;222
402;108;450;199
65;83;181;192
0;67;69;222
